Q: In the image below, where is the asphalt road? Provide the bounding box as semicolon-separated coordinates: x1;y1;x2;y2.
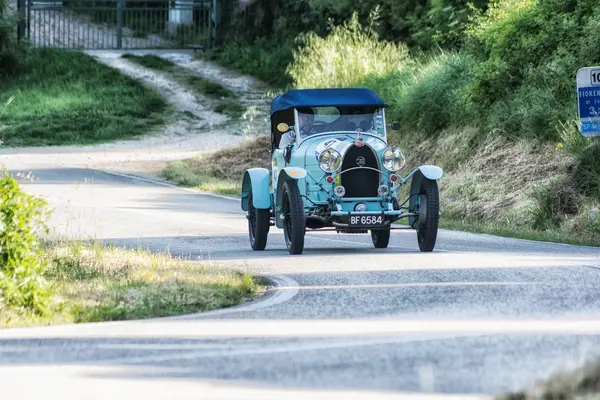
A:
3;165;600;400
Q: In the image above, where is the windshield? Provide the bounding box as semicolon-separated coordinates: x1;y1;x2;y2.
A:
296;106;385;139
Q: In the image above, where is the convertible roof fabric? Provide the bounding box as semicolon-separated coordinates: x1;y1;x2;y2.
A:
270;88;387;116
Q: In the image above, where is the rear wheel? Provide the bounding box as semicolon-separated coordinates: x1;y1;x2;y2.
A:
247;189;270;251
281;180;305;254
371;228;390;248
416;178;440;252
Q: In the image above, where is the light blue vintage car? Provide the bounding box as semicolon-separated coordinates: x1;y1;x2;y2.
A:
241;88;443;255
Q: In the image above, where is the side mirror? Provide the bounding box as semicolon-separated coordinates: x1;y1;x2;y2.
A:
283;146;292;162
388;122;401;131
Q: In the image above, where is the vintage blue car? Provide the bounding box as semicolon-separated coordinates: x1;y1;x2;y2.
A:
241;88;443;255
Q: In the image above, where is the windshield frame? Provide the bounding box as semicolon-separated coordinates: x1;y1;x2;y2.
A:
293;106;387;145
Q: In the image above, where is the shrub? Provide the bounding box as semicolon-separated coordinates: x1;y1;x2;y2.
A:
287;11;409;89
0;173;52;314
530;177;580;230
463;0;600;139
364;52;476;135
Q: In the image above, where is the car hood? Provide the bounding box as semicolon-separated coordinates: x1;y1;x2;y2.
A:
297;133;388;168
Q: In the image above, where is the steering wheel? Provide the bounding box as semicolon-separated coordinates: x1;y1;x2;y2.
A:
300;121;328;136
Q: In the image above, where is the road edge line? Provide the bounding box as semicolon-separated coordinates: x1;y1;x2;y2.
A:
160;274;300;320
98;169;240;201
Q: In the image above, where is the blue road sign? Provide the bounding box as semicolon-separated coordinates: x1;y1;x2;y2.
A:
577;67;600;137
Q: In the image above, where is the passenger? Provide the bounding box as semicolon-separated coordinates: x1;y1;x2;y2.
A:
345;108;374;132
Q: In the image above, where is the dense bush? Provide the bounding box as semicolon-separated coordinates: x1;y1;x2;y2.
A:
463;0;600;140
0;173;51;315
358;52;476;135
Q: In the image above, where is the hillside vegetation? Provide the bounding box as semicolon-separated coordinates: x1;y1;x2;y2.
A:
201;0;600;245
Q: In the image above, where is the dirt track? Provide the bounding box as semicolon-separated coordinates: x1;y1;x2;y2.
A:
0;50;270;178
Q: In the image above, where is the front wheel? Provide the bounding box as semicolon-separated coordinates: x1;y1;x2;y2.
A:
371;228;390;248
416;178;440;252
248;190;270;251
281;180;305;254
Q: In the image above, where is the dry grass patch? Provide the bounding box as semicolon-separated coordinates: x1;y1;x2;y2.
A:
1;241;263;328
161;135;270;196
394;127;578;226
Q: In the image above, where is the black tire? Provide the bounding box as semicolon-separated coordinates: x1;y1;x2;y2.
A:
281;180;305;254
248;189;270;251
371;228;390;248
416;178;440;252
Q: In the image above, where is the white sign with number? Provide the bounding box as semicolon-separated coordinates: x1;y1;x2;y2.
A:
577;66;600;137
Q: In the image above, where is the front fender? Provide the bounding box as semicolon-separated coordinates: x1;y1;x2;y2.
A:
408;165;443;227
416;165;443;180
274;167;307;228
241;168;271;211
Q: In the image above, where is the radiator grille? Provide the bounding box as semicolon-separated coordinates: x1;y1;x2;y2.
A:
340;145;379;198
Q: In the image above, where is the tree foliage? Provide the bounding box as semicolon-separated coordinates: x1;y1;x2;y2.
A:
222;0;489;51
0;0;29;76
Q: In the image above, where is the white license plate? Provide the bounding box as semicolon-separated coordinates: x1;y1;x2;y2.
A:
348;214;385;227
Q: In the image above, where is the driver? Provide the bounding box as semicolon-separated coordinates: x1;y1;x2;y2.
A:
297;107;316;136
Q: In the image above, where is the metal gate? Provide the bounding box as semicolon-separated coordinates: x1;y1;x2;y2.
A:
19;0;215;49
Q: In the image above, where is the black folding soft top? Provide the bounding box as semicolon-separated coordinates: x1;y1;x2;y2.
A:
270;88;387;116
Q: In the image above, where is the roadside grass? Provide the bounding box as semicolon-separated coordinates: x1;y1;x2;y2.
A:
438;218;600;248
163;134;600;247
161;161;240;196
160;135;270;196
1;240;263;328
122;53;247;122
495;359;600;400
0;49;167;147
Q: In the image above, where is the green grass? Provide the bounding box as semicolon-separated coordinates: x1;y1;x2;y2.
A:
121;53;177;71
1;241;263;328
214;99;246;120
0;49;167;147
184;76;234;99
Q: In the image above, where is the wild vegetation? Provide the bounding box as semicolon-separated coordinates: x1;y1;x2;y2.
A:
0;170;261;327
194;0;600;245
0;17;260;323
3;239;262;327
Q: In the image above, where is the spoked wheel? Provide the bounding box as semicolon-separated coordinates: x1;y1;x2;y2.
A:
371;228;390;248
281;180;305;254
247;189;270;251
416;178;440;252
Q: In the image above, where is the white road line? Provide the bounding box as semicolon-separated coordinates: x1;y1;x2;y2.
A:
91;333;477;366
99;169;240;202
276;281;539;290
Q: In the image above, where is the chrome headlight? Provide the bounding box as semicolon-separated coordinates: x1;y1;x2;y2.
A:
318;149;342;173
382;147;406;172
